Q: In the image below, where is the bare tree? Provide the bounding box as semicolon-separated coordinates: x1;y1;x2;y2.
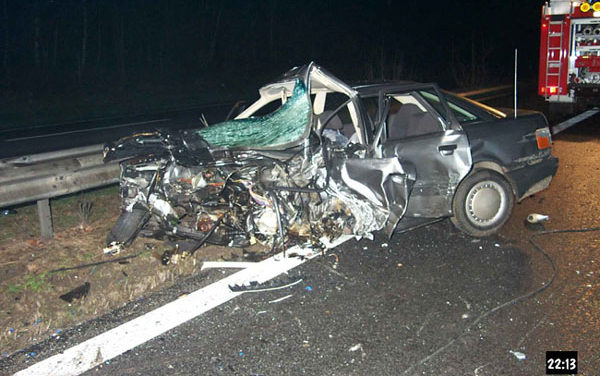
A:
269;0;276;63
208;2;223;64
113;3;125;79
2;0;7;74
96;3;102;71
33;0;41;70
450;33;494;89
77;0;88;83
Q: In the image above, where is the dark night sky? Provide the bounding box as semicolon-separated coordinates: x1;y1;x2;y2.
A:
0;1;545;98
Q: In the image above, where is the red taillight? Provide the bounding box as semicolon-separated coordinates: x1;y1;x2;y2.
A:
536;128;552;149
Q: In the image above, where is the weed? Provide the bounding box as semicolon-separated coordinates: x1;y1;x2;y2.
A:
21;273;50;292
82;252;95;261
78;198;94;230
7;284;23;294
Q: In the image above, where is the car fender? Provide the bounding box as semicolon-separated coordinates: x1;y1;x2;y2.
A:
466;160;519;197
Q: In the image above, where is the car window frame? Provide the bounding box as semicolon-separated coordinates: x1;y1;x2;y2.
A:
381;90;447;142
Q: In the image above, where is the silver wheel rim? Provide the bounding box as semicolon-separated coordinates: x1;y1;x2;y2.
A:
464;180;508;227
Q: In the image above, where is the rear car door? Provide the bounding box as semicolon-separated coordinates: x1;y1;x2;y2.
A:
378;86;472;218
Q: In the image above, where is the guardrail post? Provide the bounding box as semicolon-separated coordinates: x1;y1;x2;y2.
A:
37;199;54;238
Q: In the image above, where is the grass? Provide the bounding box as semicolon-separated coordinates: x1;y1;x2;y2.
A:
6;273;50;295
0;185;119;242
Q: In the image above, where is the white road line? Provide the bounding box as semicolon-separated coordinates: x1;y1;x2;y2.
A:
14;245;318;376
5;119;170;142
200;261;255;270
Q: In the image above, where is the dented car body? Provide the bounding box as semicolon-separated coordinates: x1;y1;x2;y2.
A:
104;63;558;252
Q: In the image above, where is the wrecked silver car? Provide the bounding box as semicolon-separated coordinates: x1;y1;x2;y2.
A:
103;62;558;253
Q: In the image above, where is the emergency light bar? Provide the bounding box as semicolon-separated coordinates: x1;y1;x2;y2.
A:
579;1;600;12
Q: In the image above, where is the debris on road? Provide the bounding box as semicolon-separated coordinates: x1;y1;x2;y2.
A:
268;294;293;304
348;343;363;352
526;213;549;224
229;277;303;293
509;350;526;361
103;242;122;255
59;282;91;303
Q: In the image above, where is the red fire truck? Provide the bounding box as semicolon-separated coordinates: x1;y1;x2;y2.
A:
539;0;600;106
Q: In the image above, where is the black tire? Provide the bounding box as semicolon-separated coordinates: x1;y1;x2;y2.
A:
450;170;514;237
106;206;151;246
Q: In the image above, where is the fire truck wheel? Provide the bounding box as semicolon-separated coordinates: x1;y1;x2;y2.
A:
451;170;514;237
106;205;150;246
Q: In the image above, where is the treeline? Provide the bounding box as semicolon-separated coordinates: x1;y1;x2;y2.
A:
0;0;541;93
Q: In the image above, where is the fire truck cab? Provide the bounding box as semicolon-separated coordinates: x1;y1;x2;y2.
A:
539;0;600;106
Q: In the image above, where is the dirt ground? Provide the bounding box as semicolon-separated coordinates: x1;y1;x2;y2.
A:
0;187;269;357
0;121;598;361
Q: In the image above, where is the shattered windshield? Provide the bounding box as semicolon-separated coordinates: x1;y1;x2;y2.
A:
197;79;311;148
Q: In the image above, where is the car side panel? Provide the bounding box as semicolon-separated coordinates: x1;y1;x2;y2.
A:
462;112;558;199
382;129;472;217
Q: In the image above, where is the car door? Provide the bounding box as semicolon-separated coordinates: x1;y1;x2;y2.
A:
378;87;472;218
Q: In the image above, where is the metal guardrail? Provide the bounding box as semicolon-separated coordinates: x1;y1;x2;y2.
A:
457;85;513;102
0;145;119;238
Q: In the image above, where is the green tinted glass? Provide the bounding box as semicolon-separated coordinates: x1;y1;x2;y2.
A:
197;79;310;148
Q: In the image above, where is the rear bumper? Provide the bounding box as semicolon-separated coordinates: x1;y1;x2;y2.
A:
507;156;559;201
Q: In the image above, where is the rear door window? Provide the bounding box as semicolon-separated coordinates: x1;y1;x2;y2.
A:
386;93;444;140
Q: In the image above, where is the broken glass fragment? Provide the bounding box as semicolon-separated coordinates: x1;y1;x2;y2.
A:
197;79;310;148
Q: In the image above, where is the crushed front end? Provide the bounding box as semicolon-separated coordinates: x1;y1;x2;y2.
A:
103;63;414;255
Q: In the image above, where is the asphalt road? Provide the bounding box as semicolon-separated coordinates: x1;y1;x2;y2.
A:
0;103;233;159
6;217;596;376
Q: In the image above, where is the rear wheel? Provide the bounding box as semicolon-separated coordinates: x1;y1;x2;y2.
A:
106;205;150;246
451;170;514;237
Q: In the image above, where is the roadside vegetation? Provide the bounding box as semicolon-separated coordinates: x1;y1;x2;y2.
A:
0;185;254;357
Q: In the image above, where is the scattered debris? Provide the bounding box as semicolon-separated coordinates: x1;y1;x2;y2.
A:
229;278;303;293
381;243;389;248
103;242;122;255
473;363;490;376
2;209;17;216
461;313;470;319
509;350;526;361
305;286;312;291
526;213;549;224
397;262;403;268
59;282;91;303
348;343;363;352
268;294;293;304
458;295;472;310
